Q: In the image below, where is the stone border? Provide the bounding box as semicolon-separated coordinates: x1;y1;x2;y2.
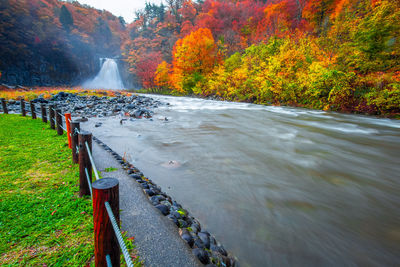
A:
92;136;238;266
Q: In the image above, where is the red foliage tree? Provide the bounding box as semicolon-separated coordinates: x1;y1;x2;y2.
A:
135;52;163;88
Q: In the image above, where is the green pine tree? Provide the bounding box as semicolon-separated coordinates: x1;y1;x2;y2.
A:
59;5;73;32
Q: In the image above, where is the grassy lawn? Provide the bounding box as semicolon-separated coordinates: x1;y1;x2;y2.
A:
0;114;139;266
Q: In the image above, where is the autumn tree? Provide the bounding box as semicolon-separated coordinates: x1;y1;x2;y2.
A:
263;0;297;36
155;61;172;89
353;0;400;72
302;0;337;34
135;52;162;88
171;27;220;93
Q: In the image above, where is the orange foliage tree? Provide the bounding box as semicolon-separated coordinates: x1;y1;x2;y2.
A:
170;28;220;93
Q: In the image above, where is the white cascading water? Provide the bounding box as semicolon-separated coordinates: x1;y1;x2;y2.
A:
82;58;124;89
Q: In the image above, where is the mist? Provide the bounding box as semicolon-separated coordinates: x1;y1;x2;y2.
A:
82;58;125;89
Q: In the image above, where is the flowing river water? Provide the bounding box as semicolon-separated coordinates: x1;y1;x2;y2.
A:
85;95;400;267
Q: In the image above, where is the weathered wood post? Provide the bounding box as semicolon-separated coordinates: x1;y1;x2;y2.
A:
78;131;92;196
92;178;120;267
41;104;47;123
20;99;26;116
56;109;63;135
71;121;80;164
30;101;36;119
1;98;7;114
65;113;72;149
49;104;55;129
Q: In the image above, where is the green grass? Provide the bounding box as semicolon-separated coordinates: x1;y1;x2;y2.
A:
104;167;118;173
0;114;140;266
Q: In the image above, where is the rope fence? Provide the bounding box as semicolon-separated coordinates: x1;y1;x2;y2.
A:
60;124;67;132
1;98;133;267
106;255;113;267
105;201;134;267
84;167;93;197
86;141;100;181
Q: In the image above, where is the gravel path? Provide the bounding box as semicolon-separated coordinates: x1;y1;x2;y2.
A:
92;142;202;267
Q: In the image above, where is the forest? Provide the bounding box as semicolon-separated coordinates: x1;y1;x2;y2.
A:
0;0;126;85
124;0;400;115
1;0;399;115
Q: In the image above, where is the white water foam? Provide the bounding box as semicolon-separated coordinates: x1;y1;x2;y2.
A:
304;121;380;135
82;58;124;89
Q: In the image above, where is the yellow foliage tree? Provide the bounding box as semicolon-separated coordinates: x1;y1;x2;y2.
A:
154;61;172;89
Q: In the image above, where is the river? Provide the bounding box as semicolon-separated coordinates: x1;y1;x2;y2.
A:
85;95;400;267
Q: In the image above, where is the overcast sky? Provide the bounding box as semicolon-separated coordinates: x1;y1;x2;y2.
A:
76;0;163;23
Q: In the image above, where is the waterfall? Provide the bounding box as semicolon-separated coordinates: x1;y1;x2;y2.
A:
83;58;124;89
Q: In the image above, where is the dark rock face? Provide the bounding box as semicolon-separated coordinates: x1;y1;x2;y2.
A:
0;51;99;86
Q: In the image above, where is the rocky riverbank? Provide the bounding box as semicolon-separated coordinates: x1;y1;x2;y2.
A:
92;136;238;266
1;91;238;266
3;91;165;119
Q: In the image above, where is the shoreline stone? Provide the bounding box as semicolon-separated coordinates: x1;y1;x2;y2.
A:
3;91;165;119
92;136;238;266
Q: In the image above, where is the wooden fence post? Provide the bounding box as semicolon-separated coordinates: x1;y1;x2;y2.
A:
92;178;120;267
49;105;55;129
41;104;47;123
78;131;92;196
1;98;7;114
71;121;80;164
56;109;63;135
30;101;36;119
20;99;26;116
65;113;72;149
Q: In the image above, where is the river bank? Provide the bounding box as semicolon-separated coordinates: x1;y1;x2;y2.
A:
0;115;138;265
83;94;400;266
91;136;237;266
133;89;400;119
2;90;400;266
1;89;164;120
0;91;239;266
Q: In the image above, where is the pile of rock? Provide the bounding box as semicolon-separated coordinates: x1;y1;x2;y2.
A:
93;136;238;267
50;91;163;118
4;91;164;119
